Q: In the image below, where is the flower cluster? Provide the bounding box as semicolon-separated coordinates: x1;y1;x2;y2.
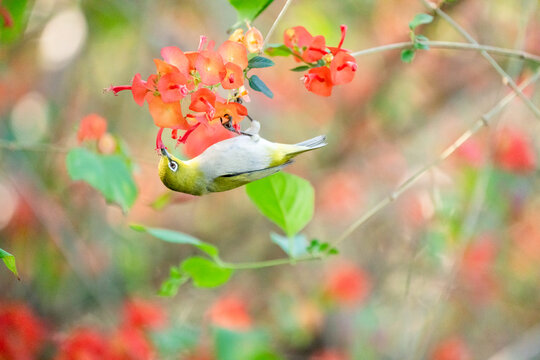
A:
107;30;265;153
280;25;357;97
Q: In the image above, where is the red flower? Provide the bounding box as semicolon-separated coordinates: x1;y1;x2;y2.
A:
145;93;187;129
495;127;536;173
302;67;333;97
310;349;349;360
430;337;471;360
183;122;235;158
330;52;357;85
157;71;189;103
55;328;111;360
303;35;327;63
110;326;155;360
284;26;313;60
0;303;47;360
77;114;108;143
458;236;498;302
121;299;166;331
207;295;252;331
324;262;371;306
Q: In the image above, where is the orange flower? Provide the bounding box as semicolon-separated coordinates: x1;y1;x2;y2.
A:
218;40;248;70
145;93;187;129
157;71;189;103
77;114;107;143
221;62;244;90
213;100;248;128
161;46;190;76
195;50;226;86
245;27;264;53
284;26;313;59
228;28;245;44
302;67;333;97
189;88;217;118
207;295;252;331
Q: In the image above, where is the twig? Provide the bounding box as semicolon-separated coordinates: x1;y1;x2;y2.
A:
331;70;540;248
216;254;319;270
0;139;69;153
350;41;540;64
263;0;293;47
422;0;540;119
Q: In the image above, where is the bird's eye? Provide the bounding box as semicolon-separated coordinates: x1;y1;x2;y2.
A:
168;160;178;172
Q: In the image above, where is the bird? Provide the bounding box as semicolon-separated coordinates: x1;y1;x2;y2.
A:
158;123;327;196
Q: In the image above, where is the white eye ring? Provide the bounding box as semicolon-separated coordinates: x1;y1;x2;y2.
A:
168;160;178;172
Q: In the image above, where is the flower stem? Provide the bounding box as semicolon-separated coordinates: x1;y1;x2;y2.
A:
350;41;540;64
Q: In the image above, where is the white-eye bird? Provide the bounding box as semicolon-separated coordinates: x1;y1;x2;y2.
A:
158;125;327;196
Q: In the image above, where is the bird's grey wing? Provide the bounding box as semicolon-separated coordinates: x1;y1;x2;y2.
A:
208;161;293;192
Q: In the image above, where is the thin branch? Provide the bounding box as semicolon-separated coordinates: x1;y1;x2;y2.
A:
263;0;293;47
350;41;540;64
331;70;540;248
0;139;69;153
422;0;540;119
217;254;319;270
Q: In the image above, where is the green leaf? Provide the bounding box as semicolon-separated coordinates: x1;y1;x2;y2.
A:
400;49;415;63
66;147;137;212
270;232;308;257
248;75;274;98
409;13;434;30
0;247;19;279
265;44;292;57
248;56;275;69
228;0;273;22
130;224;219;258
0;0;30;44
414;34;430;50
150;192;173;211
159;266;189;297
290;65;310;72
306;239;339;256
246;172;314;237
181;257;233;288
214;328;281;360
151;325;200;357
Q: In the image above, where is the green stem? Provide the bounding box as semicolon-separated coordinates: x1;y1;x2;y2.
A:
216;254;321;270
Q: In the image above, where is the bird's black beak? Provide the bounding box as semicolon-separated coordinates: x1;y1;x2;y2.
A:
160;147;170;159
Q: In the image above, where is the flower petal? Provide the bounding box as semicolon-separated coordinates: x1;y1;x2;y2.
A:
218;40;249;70
161;46;190;76
221;62;244;90
146;93;188;129
195;50;226;86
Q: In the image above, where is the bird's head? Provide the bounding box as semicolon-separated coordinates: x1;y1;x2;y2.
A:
158;148;206;195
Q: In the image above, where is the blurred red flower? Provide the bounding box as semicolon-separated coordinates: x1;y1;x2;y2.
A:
110;326;155;360
77;114;107;143
207;294;252;331
54;328;111;360
324;262;371;306
458;236;498;302
121;299;166;331
310;349;349;360
430;337;471;360
0;303;47;360
494;127;536;173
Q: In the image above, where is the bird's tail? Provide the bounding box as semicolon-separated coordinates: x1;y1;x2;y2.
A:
295;135;327;149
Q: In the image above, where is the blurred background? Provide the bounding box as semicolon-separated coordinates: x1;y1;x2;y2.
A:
1;0;540;359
